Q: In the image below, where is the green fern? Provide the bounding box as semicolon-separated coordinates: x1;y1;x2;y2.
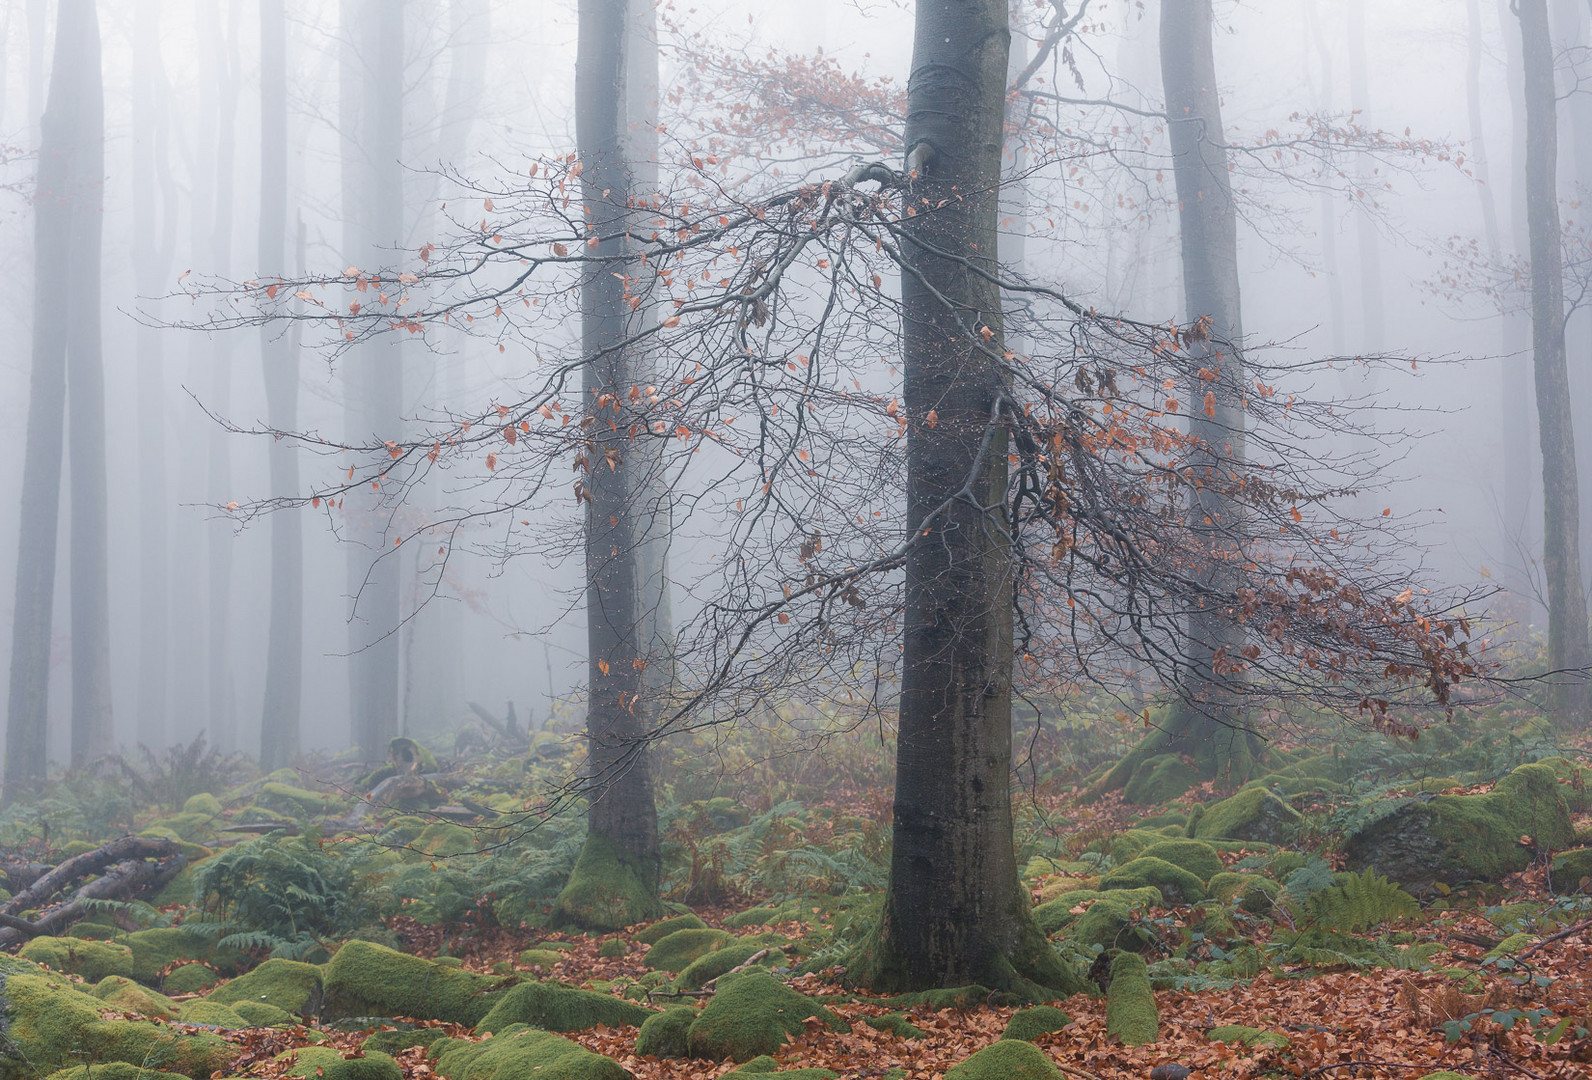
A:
1305;868;1419;933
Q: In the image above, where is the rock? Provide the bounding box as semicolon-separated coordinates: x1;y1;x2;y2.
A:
727;1057;838;1078
634;1006;697;1059
597;939;627;959
1136;840;1224;883
91;975;179;1019
1105;951;1158;1046
409;821;475;858
1149;1065;1191;1080
1344;763;1576;891
862;1013;925;1039
1100;857;1206;905
207;958;324;1016
18;938;135;982
178;1000;251;1028
635;913;708;945
517;948;565;971
643;928;738;973
44;1068;186;1080
322;940;508;1025
182;793;224;817
121;927;246;986
1033;888;1161;936
1190;788;1302;845
362;1027;450;1056
552;833;664;932
1066;899;1155;952
943;1040;1062;1080
686;971;847;1062
723;905;795;929
476;980;654;1033
1002;1005;1071;1042
1206;873;1279;913
161;964;220;996
431;1024;630;1080
1124;754;1198;805
1205;1025;1289;1049
278;1046;401;1080
1552;847;1592;891
236;1000;296;1026
674;940;778;990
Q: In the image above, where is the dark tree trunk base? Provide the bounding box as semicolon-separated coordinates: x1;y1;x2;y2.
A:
1095;708;1263;798
552;832;664;932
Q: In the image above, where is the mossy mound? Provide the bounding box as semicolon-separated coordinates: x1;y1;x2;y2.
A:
552;833;664;932
518;948;565;970
257;782;341;816
724;906;796;930
162;964;220;996
151;859;210;908
1105;952;1157;1046
727;1057;837;1079
91;975;179;1019
1485;933;1535;960
1103;830;1162;864
644;928;738;973
635;1005;697;1058
412;821;475;858
322;940;508;1025
686;971;847;1062
1344;763;1576;891
62;924;119;941
0;972;232;1079
120;928;244;985
432;1024;629;1080
18;937;134;982
178;1000;251;1028
1002;1005;1072;1042
597;939;627;959
635;914;708;945
476;980;654;1033
183;793;224;817
362;1027;450;1056
278;1046;401;1080
863;1013;925;1039
42;1067;188;1080
236;1000;296;1026
1552;848;1592;890
1100;857;1206;905
1190;788;1302;845
675;940;778;991
1033;888;1161;936
1124;754;1198;805
1207;1025;1290;1049
207;958;324;1017
1136;840;1224;883
943;1039;1062;1080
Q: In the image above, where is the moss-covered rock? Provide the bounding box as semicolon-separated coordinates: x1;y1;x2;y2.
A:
0;971;231;1079
1100;857;1206;905
597;939;627;959
1002;1005;1071;1042
943;1039;1062;1080
362;1027;449;1056
1207;872;1280;913
278;1046;401;1080
1190;788;1302;845
1105;952;1157;1046
120;928;244;985
60;924;119;942
862;1013;925;1039
161;964;220;996
257;783;341;816
322;940;508;1025
552;833;664;932
635;1006;696;1058
726;1057;837;1079
1065;899;1154;952
476;980;654;1033
412;822;475;858
644;928;737;973
723;906;796;930
178;1000;251;1028
1033;888;1161;936
18;938;134;982
207;958;324;1017
182;793;224;817
91;975;179;1019
234;1000;295;1026
1124;754;1198;805
42;1067;188;1080
517;949;565;971
635;914;708;945
1104;830;1162;865
1207;1025;1290;1049
1484;933;1535;960
1344;763;1576;891
1552;848;1592;890
686;971;847;1062
1136;840;1223;883
674;940;778;991
431;1024;629;1080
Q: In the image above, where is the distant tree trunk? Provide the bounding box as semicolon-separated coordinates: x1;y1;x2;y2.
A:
344;0;404;759
848;0;1082;997
133;0;177;751
1345;0;1386;356
1517;0;1592;722
552;0;664;932
1304;0;1346;356
4;0;100;800
258;0;302;770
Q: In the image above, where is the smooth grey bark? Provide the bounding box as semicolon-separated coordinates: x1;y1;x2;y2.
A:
1518;0;1592;722
259;0;302;770
552;0;665;931
133;0;177;751
344;0;404;758
5;0;103;800
854;0;1078;995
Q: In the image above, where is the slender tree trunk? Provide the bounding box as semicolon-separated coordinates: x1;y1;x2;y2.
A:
552;0;664;932
1345;0;1386;355
1518;0;1592;722
851;0;1080;996
4;0;99;800
259;0;302;770
1502;0;1539;623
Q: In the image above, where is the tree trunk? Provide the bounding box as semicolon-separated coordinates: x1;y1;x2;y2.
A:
259;0;302;770
1345;0;1386;356
848;0;1080;997
552;0;664;932
3;0;100;800
1518;0;1592;722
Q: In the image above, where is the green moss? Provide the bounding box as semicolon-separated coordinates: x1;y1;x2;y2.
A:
1002;1005;1071;1042
1552;848;1592;890
862;1013;925;1039
1136;840;1223;883
90;976;178;1020
42;1067;188;1080
233;1000;295;1026
635;914;708;945
552;833;664;932
141;813;217;846
1033;888;1161;936
635;1006;697;1058
596;939;627;959
412;822;475;858
724;906;796;929
517;949;565;970
877;986;993;1011
158;965;219;997
1190;789;1302;845
1207;1025;1290;1049
943;1039;1062;1080
1105;830;1162;865
362;1027;449;1056
278;1046;400;1080
61;925;118;942
257;783;340;815
1207;873;1280;913
151;859;210;908
177;1000;250;1028
1485;933;1535;960
119;928;244;985
1100;857;1206;905
644;928;737;973
1066;899;1154;952
1104;952;1157;1046
206;958;323;1016
674;941;778;991
182;793;224;817
18;938;134;982
476;980;653;1033
1124;754;1198;805
321;940;508;1025
726;1058;837;1079
431;1024;629;1080
1270;851;1307;879
0;972;232;1079
686;971;847;1062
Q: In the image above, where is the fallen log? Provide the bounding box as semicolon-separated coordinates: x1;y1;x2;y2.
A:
0;850;187;949
2;835;180;918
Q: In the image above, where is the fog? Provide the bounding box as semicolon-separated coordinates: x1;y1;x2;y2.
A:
0;0;1572;771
